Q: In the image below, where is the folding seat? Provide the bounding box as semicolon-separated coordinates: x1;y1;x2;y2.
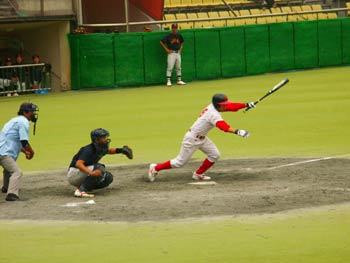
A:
301;5;317;20
175;13;192;29
281;6;298;22
203;0;216;6
164;0;172;8
197;12;213;27
170;0;183;8
209;11;226;27
187;12;198;28
191;0;203;6
271;7;287;22
291;6;305;21
239;9;255;24
250;9;266;24
263;9;276;24
311;5;328;19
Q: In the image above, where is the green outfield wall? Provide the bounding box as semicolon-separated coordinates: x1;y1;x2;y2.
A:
68;18;350;89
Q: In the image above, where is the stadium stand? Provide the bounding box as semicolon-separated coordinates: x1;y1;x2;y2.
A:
163;0;341;29
270;7;287;23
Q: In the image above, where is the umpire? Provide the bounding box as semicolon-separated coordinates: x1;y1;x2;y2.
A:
67;128;133;198
160;23;186;87
0;102;38;201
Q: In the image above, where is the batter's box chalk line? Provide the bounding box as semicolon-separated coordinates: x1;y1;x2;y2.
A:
61;199;96;207
188;181;217;186
241;154;350;172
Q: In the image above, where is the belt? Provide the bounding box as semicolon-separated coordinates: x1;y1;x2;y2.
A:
170;50;179;53
188;129;205;140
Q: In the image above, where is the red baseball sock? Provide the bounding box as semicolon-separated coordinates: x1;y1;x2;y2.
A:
155;160;172;172
196;159;214;175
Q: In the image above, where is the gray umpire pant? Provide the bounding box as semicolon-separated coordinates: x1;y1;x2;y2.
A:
0;155;23;196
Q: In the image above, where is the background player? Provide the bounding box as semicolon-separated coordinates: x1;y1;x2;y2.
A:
148;94;255;182
0;102;38;201
160;23;186;87
67;128;133;198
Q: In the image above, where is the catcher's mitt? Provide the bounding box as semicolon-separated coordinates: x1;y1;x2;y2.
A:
121;145;133;159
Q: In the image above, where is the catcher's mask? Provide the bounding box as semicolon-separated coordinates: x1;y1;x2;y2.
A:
90;128;111;155
18;102;39;122
18;102;39;135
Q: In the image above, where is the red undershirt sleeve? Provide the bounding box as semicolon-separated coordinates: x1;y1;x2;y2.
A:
216;120;232;132
224;102;247;112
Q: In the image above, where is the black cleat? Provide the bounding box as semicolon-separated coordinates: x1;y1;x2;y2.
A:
5;193;19;201
1;186;7;193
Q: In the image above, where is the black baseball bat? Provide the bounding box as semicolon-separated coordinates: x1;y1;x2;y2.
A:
244;78;289;112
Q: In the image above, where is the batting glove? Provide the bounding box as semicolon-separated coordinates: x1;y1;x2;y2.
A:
246;102;256;110
235;129;250;138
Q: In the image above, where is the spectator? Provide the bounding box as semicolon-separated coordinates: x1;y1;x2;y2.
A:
0;58;14;96
12;54;27;93
30;55;44;90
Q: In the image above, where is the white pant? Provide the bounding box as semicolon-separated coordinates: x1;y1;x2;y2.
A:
67;166;93;187
170;131;220;168
0;79;11;89
167;52;182;78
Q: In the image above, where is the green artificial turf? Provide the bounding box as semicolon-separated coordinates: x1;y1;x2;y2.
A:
1;66;349;171
0;205;349;263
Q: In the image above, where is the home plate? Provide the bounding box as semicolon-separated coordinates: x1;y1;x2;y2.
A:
188;181;217;186
61;199;96;207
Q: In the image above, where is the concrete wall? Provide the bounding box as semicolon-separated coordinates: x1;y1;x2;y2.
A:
11;21;71;91
17;0;73;16
81;0;157;32
82;0;125;24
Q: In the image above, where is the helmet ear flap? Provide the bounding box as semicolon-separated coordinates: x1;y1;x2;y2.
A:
212;93;228;110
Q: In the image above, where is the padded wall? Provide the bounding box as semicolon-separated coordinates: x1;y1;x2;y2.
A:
114;33;145;86
220;27;246;77
245;25;270;74
195;29;222;79
269;23;294;71
294;21;319;69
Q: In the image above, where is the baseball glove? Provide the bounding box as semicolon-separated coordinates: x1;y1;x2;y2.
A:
121;145;133;159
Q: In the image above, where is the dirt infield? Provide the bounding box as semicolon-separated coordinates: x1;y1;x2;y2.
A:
0;158;349;222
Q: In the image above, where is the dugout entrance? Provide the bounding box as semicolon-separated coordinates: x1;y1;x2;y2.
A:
0;19;72;92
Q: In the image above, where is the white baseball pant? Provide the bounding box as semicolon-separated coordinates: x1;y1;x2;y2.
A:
170;131;220;168
167;52;182;78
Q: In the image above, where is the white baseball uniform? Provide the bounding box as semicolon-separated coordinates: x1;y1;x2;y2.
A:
170;103;222;168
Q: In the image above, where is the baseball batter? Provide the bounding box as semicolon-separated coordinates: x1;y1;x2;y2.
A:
160;23;186;87
0;102;38;201
148;94;256;182
67;128;133;198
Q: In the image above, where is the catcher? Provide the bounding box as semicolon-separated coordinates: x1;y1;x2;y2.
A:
67;128;133;197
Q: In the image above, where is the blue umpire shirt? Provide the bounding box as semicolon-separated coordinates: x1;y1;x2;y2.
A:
0;116;30;160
